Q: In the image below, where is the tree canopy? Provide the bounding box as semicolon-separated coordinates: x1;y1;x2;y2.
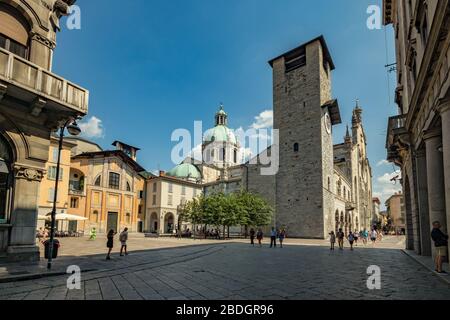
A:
183;191;273;234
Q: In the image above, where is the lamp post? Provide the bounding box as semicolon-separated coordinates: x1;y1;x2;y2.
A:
47;119;81;270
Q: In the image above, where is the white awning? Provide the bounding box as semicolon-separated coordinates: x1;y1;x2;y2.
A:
37;208;88;221
53;213;88;221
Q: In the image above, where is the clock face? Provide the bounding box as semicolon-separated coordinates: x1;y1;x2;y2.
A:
325;113;332;134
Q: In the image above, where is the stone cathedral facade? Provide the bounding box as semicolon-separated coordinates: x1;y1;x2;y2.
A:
153;36;374;239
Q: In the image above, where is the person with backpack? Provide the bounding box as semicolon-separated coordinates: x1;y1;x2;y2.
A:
337;228;345;250
348;231;355;251
119;228;129;256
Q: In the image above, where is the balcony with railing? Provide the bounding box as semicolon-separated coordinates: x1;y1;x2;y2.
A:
69;180;85;196
0;47;88;115
386;114;409;165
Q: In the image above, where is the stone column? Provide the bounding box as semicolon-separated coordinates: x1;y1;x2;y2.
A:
7;166;43;262
439;102;450;243
415;149;432;256
424;128;447;258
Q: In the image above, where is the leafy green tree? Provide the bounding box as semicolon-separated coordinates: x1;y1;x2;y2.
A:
183;190;273;239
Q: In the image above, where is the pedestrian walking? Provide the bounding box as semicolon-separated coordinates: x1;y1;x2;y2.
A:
89;227;97;241
278;228;286;248
362;229;369;245
431;221;448;274
337;228;345;250
348;231;355;251
270;227;277;248
370;229;377;246
249;228;255;246
329;231;336;250
353;230;359;246
256;229;263;247
106;229;116;260
119;228;129;256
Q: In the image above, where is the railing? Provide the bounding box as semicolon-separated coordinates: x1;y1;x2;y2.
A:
69;180;85;196
386;114;407;148
388;114;407;131
0;47;88;114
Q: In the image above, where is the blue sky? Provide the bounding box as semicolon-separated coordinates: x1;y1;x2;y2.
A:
53;0;402;207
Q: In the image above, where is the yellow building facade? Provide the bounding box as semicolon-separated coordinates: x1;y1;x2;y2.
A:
37;137;76;231
69;142;146;234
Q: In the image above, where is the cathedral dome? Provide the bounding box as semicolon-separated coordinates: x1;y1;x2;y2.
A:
166;163;202;181
203;125;237;145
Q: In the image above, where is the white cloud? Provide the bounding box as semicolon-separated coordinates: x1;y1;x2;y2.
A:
376;159;390;167
373;170;402;208
79;116;104;139
250;110;273;130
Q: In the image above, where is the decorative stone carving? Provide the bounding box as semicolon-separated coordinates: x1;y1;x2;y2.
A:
50;0;72;31
31;97;47;117
30;32;56;50
15;166;44;182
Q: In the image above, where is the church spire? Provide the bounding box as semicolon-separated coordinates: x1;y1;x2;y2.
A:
352;99;363;126
345;124;352;144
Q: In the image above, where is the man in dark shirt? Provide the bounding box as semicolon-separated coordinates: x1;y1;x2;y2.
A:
431;221;449;274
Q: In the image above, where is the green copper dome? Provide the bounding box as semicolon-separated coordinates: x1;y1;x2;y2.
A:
204;125;237;144
166;163;202;180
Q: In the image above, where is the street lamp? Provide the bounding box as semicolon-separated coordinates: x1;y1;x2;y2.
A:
47;119;81;270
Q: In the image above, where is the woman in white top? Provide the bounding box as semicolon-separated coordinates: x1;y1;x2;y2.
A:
370;229;378;245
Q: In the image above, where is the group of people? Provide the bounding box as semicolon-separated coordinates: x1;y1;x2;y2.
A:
329;228;381;251
106;228;129;260
36;227;49;240
249;227;287;248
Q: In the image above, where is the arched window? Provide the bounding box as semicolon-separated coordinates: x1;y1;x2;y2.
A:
0;4;30;59
126;181;131;192
294;143;299;152
94;175;101;186
234;149;238;163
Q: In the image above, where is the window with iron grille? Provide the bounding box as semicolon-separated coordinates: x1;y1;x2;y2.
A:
109;172;120;190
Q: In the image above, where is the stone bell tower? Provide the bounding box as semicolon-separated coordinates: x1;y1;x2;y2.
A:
269;36;341;238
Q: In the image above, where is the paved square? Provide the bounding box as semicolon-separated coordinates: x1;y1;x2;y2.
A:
0;236;449;300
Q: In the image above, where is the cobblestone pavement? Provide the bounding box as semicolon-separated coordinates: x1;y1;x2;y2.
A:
0;236;449;300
